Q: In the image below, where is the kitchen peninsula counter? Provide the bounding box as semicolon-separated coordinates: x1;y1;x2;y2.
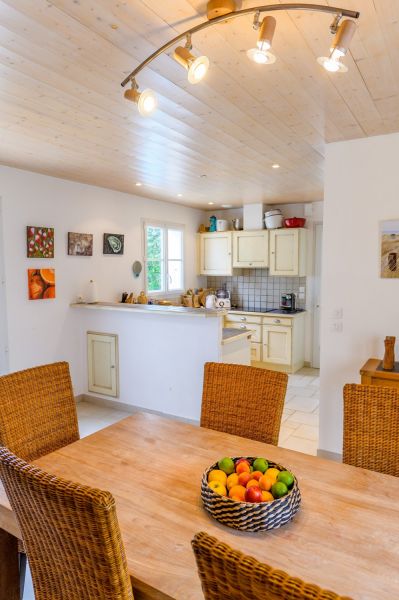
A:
70;301;250;421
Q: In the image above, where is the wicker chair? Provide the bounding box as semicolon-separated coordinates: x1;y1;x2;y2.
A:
0;361;80;597
192;531;353;600
200;362;288;445
0;447;134;600
343;383;399;476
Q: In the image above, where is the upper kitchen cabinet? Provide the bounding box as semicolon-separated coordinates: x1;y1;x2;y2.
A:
232;230;269;268
269;229;307;276
198;232;233;276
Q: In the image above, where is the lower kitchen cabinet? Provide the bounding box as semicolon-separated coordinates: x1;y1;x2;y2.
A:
225;311;305;373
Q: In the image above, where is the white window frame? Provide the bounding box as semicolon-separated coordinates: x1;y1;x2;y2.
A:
143;220;185;296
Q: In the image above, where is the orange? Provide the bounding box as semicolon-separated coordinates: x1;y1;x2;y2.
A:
246;479;260;489
40;269;55;285
208;481;227;496
43;285;55;299
226;473;239;490
261;491;274;502
228;485;246;501
236;462;250;475
264;468;280;483
259;475;273;491
208;470;227;486
238;472;251;487
250;471;263;481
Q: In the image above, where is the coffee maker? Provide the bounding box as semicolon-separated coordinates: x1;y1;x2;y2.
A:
280;293;296;312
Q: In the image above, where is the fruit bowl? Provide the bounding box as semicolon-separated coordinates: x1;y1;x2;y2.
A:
284;217;306;228
201;457;301;532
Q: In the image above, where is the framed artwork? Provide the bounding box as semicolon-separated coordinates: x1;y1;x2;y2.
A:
381;220;399;278
103;233;124;255
28;269;56;300
68;232;93;256
27;226;54;258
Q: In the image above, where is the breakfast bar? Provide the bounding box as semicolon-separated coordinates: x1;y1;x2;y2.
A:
70;303;251;421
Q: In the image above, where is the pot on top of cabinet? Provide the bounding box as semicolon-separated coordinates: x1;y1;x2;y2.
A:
264;209;283;229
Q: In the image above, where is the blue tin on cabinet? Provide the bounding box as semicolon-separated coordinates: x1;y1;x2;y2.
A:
209;216;217;232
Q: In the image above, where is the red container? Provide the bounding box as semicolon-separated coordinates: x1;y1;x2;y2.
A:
284;217;306;228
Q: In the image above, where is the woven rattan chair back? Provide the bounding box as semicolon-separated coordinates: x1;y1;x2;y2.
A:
343;383;399;476
0;447;134;600
200;362;288;445
0;361;79;461
192;531;352;600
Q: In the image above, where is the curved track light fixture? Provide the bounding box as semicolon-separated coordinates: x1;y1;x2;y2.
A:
122;2;360;116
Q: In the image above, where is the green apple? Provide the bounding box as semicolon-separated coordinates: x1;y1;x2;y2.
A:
271;482;288;499
252;458;269;474
277;471;294;489
217;457;235;475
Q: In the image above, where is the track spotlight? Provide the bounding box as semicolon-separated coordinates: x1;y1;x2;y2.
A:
317;19;356;73
124;80;158;116
173;36;210;84
247;15;276;65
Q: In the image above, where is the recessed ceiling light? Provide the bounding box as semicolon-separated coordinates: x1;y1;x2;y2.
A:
177;193;183;197
208;202;214;205
221;204;233;208
135;182;143;186
272;164;280;169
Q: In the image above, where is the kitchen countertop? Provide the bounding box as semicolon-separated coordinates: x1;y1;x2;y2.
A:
222;327;253;345
228;309;306;317
71;302;227;318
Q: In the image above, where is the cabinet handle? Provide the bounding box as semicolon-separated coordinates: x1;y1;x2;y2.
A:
111;365;115;369
240;324;246;329
249;262;253;266
274;319;281;323
240;317;247;321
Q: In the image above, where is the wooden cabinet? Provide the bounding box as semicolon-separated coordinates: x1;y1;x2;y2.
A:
233;230;268;268
87;332;119;397
263;325;292;365
198;232;233;275
269;228;307;276
225;311;306;373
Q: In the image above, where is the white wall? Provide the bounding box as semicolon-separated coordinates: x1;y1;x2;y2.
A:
0;166;205;392
0;197;9;374
319;132;399;455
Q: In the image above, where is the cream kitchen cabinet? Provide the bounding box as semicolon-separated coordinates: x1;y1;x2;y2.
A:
225;310;306;373
198;232;233;276
269;228;307;276
87;332;119;397
232;230;269;268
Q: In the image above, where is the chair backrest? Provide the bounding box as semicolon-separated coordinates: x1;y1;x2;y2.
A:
200;362;288;445
343;383;399;476
0;447;134;600
192;531;352;600
0;362;79;461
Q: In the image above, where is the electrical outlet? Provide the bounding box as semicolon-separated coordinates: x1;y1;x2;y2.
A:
332;308;343;319
330;321;343;333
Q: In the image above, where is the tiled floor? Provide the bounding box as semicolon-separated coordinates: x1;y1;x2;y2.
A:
22;367;319;598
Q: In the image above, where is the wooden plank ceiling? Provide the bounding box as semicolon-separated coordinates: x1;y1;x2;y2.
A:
0;0;398;209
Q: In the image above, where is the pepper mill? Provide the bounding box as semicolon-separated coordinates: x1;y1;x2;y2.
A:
383;336;396;371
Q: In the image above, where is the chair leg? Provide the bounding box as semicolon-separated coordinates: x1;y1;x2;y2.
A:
19;553;27;600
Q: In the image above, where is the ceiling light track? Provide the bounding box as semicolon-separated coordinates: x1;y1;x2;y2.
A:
122;3;359;115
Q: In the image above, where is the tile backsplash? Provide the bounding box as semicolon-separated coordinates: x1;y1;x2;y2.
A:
207;270;306;312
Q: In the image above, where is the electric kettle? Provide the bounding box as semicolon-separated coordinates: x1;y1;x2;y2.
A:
205;294;216;309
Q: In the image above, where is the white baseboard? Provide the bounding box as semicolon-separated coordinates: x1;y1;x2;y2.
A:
317;448;342;462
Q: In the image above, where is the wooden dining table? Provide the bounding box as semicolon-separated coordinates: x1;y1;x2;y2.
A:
1;412;399;599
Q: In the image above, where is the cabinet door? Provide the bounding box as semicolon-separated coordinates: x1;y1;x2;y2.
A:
262;326;292;365
269;229;307;276
199;232;232;275
87;332;118;397
233;230;268;268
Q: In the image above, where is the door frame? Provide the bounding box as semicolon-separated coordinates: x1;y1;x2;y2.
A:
311;222;323;369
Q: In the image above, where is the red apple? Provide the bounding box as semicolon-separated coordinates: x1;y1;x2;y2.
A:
235;458;250;468
245;486;262;503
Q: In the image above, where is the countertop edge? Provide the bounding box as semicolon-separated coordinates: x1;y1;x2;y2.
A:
222;328;253;345
70;302;226;318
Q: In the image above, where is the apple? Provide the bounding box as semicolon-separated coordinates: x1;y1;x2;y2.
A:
218;457;235;475
235;458;250;468
208;481;227;496
245;485;262;503
253;458;269;473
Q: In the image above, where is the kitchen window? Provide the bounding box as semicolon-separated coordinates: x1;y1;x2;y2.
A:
144;222;184;294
